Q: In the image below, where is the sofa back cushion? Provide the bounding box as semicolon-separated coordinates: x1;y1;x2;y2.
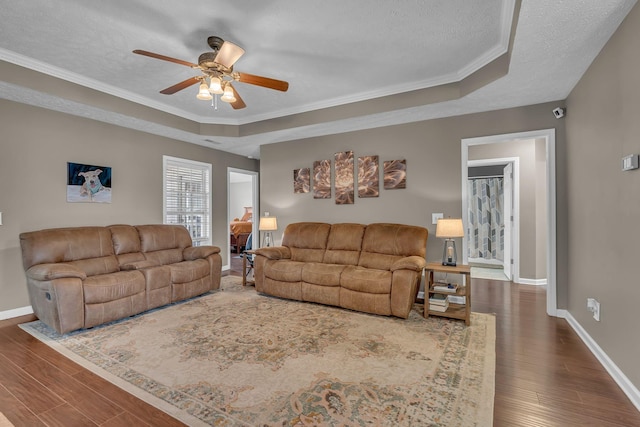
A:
358;223;428;270
323;223;365;265
108;224;146;265
137;224;192;265
19;226;119;276
282;222;330;263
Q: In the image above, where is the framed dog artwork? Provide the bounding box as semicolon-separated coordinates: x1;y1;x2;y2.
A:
67;162;112;203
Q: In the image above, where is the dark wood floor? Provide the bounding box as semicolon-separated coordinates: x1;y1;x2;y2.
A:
1;275;639;426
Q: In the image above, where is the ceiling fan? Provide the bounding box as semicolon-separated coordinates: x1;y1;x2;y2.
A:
133;36;289;110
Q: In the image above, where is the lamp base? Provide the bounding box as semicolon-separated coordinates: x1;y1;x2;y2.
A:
263;231;274;247
441;239;457;267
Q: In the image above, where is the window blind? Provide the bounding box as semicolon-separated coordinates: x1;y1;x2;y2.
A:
163;156;211;246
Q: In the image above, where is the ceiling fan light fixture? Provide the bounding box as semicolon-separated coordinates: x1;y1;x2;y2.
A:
221;84;237;103
209;77;223;94
196;82;212;100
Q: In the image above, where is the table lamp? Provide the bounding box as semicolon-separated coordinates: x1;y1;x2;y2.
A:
259;216;278;247
436;218;464;266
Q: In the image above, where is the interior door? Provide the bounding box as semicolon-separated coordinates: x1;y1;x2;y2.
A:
502;163;513;280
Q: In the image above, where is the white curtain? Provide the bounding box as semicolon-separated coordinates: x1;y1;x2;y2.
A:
467;178;504;261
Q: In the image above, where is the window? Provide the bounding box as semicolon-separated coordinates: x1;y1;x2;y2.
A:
163;156;212;246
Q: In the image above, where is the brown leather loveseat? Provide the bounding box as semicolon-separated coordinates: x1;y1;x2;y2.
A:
253;222;428;318
19;224;222;334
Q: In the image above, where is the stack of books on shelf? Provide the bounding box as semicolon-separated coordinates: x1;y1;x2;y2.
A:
433;281;466;305
428;293;449;312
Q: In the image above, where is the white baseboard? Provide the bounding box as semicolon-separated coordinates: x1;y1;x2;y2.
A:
0;305;34;321
516;277;547;286
562;310;640;412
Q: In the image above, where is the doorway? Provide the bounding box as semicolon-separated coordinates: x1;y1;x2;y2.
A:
227;168;258;274
461;129;557;317
466;158;518;281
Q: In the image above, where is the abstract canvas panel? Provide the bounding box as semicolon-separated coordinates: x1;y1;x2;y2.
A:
383;159;407;190
358;155;379;198
313;160;331;199
293;168;310;193
334;151;354;205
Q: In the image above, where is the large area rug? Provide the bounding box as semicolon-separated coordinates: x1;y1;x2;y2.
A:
20;276;496;426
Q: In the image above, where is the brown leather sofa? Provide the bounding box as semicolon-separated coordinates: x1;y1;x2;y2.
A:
253;222;428;318
19;224;222;334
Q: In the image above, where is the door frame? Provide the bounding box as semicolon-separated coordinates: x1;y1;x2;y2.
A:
226;167;259;272
464;157;519;282
461;128;557;317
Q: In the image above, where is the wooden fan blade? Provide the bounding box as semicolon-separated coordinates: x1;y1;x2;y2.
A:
133;50;199;68
236;72;289;92
229;84;246;110
214;41;245;69
159;76;201;94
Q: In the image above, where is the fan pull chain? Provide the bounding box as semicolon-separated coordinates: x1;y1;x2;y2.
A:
211;95;218;110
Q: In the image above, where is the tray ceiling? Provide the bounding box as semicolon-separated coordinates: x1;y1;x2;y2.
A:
0;0;636;158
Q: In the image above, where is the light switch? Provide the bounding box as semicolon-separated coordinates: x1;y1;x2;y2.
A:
0;212;3;226
432;213;443;225
622;154;639;171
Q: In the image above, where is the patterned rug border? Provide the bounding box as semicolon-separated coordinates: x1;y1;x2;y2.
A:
19;315;208;426
19;277;496;426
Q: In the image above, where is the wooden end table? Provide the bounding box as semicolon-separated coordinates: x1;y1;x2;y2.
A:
424;262;471;326
241;250;256;286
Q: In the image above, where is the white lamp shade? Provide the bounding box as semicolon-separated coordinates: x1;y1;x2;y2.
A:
259;217;278;231
436;218;464;238
220;84;237;103
196;82;212;100
209;77;223;94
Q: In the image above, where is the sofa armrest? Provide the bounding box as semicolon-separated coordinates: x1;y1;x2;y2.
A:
390;256;427;272
183;245;221;260
26;263;87;281
254;246;291;260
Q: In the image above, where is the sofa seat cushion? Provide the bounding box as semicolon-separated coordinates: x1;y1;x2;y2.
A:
340;266;392;294
83;271;145;304
265;260;305;282
169;259;210;284
301;263;346;286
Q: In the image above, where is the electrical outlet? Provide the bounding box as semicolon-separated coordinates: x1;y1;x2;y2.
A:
587;298;601;321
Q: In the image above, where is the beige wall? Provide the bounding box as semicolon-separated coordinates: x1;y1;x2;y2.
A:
229;181;253;220
468;138;547;281
0;100;258;312
565;4;640;387
259;101;564;290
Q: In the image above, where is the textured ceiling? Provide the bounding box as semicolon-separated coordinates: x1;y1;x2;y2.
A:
0;0;637;158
